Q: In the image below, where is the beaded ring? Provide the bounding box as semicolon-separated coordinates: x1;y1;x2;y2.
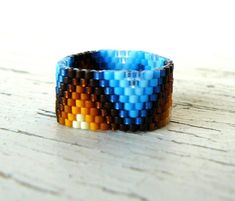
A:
55;50;174;132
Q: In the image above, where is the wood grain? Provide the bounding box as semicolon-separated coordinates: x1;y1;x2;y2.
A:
0;65;235;201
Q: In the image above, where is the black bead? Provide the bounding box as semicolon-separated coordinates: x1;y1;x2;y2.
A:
76;70;85;79
130;124;138;132
94;87;103;95
89;79;99;87
67;68;75;78
85;71;94;79
111;109;119;116
119;124;128;132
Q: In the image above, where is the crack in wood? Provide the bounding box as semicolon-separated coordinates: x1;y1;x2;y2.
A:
199;158;235;167
0;127;91;149
175;102;235;113
0;170;59;195
171;140;227;152
0;92;12;96
0;66;30;74
37;112;56;118
167;129;217;142
39;109;55;114
101;187;149;201
170;120;221;132
26;78;54;85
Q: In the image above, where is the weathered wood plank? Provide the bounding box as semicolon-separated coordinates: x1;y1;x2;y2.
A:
0;66;235;201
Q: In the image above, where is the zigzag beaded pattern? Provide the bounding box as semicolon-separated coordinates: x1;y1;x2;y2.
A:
55;50;174;132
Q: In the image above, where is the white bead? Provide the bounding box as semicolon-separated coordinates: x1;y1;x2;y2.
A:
81;122;89;130
76;114;84;122
72;121;80;128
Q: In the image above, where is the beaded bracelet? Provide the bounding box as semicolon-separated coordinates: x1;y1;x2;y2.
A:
55;50;174;132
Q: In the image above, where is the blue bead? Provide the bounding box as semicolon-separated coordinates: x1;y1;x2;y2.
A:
64;56;74;66
139;80;148;88
140;95;148;102
154;86;161;93
104;71;114;79
145;102;152;109
114;87;124;95
141;110;147;117
105;87;114;95
160;69;166;77
150;94;157;101
120;110;128;118
119;80;129;87
110;95;118;103
119;95;129;103
129;110;139;118
124;103;134;110
135;118;143;125
109;80;119;87
94;71;103;80
99;80;109;87
61;68;67;76
59;76;63;83
114;71;125;80
145;87;153;95
149;79;158;87
153;70;161;78
135;103;143;110
158;57;166;67
129;95;138;103
124;87;134;96
135;87;144;95
115;102;123;110
124;118;132;125
141;71;153;80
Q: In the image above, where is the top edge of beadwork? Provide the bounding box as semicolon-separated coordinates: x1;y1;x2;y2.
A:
56;50;173;72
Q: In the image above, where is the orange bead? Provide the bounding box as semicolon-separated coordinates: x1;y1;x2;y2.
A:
64;91;70;98
90;108;98;116
67;99;75;106
61;112;67;118
100;123;109;130
65;119;72;127
76;86;84;93
85;115;94;123
81;93;89;100
85;100;94;108
59;117;65;125
76;100;85;107
72;106;80;115
64;105;71;113
68;113;76;121
90;122;99;131
81;107;89;115
94;116;103;124
72;92;80;99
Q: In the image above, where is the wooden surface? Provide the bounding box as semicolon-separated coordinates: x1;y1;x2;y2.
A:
1;0;235;199
0;63;235;201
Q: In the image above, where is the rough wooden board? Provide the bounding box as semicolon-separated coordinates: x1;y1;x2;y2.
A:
0;66;235;201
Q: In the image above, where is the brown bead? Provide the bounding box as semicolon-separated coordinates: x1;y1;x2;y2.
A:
106;116;112;124
96;102;102;109
91;94;97;102
80;79;87;87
